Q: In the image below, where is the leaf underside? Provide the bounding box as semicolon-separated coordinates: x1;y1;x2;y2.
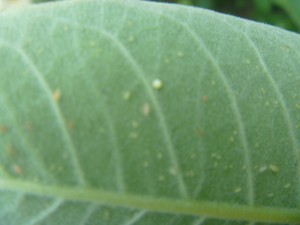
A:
0;0;299;224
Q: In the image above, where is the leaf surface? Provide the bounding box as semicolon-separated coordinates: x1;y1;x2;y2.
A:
0;0;300;224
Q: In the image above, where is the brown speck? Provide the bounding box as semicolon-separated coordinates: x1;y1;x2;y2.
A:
24;123;34;132
53;89;61;102
196;128;204;137
6;144;16;157
13;164;22;175
143;103;150;116
202;95;208;102
0;124;8;134
66;120;75;130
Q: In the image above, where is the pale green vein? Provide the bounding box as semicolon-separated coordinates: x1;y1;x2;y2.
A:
184;23;254;204
143;9;255;205
0;179;299;224
0;93;54;182
25;199;63;225
122;211;146;225
101;30;188;198
0;193;24;217
67;25;125;192
50;18;189;198
85;79;125;192
165;216;179;225
15;48;86;186
192;217;206;225
113;6;130;37
77;204;97;225
243;26;300;203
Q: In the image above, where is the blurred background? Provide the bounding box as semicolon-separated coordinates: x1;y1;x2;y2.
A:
151;0;300;32
1;0;300;33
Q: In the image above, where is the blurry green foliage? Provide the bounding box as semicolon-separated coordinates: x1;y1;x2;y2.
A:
148;0;300;32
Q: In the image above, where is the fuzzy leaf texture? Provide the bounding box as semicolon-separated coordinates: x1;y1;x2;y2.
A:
0;0;299;224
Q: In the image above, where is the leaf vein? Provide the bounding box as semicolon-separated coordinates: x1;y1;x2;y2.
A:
121;211;146;225
153;12;255;205
46;14;188;198
242;27;300;204
16;48;87;186
25;199;63;225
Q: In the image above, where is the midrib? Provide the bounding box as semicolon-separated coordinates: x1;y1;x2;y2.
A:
0;178;299;224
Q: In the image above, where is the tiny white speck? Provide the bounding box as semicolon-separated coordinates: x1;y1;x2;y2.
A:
89;41;95;47
152;79;163;90
158;175;165;181
104;210;110;219
234;187;241;193
131;121;139;128
128;36;135;42
123;92;131;100
100;128;106;134
211;153;221;160
267;193;274;198
129;132;138;139
177;51;184;57
128;21;133;26
190;153;196;159
62;153;68;159
259;165;267;173
269;164;279;173
169;167;177;175
157;153;162;159
164;58;171;64
143;161;149;168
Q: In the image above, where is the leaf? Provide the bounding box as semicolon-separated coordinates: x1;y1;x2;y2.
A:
0;0;299;224
273;0;300;31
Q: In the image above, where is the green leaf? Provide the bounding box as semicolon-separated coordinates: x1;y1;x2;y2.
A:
0;0;299;224
273;0;300;31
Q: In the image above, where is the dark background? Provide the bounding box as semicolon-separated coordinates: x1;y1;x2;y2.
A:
145;0;300;32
